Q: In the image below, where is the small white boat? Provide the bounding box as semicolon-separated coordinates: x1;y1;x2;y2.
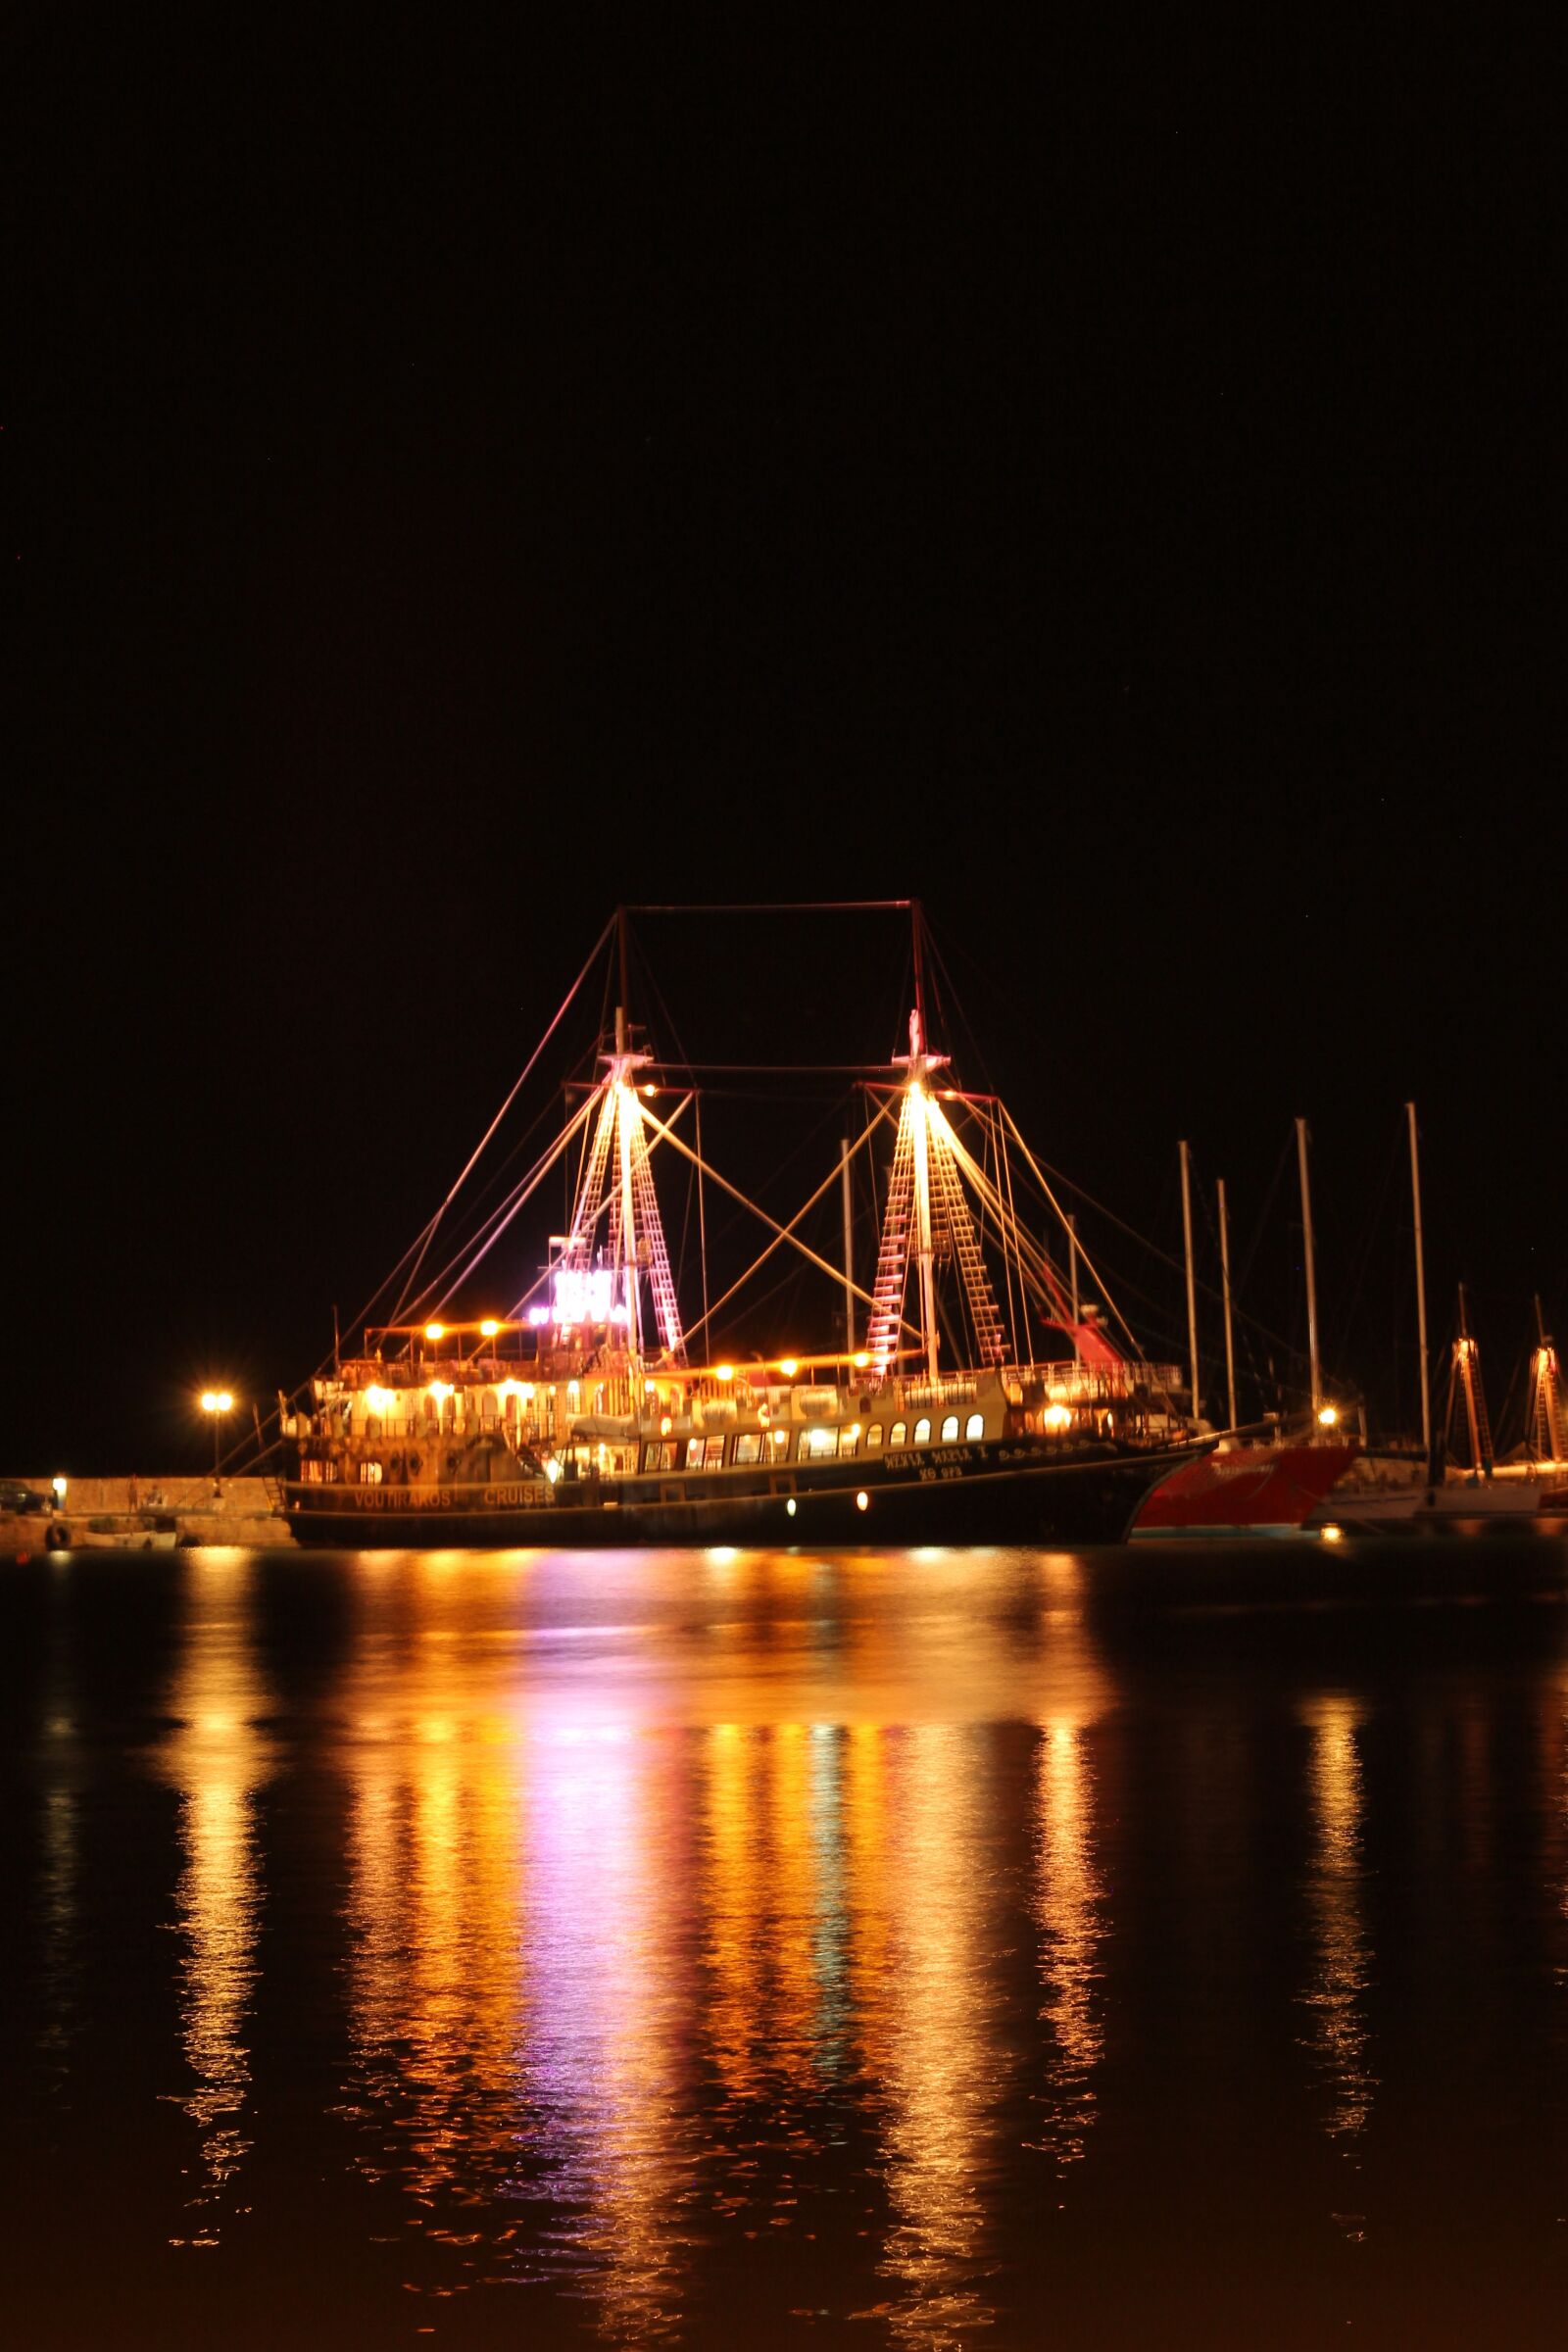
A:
45;1512;180;1551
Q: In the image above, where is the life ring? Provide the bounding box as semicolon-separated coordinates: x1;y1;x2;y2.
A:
45;1521;70;1550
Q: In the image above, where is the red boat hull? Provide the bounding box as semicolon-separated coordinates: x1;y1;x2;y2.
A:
1132;1443;1358;1536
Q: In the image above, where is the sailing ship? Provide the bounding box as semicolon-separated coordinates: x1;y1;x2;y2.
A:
274;909;1212;1547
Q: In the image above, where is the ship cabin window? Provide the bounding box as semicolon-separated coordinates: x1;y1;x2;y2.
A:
733;1431;763;1466
913;1417;932;1446
839;1425;860;1458
866;1423;884;1449
480;1392;499;1426
766;1428;790;1458
703;1436;726;1470
366;1415;382;1441
889;1420;907;1448
941;1413;959;1444
799;1425;839;1461
644;1439;677;1473
441;1395;457;1432
422;1396;440;1430
358;1459;384;1485
301;1458;328;1485
685;1437;705;1472
965;1411;985;1441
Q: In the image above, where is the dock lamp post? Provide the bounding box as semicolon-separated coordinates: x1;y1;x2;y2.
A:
200;1390;233;1483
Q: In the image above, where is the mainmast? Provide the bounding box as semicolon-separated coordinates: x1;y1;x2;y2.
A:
613;1004;643;1355
907;1009;940;1379
864;1004;1005;1381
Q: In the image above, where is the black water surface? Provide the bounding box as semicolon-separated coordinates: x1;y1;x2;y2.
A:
5;1539;1568;2348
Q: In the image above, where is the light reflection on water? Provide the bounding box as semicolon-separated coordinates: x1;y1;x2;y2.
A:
12;1538;1568;2345
1298;1696;1375;2173
159;1553;275;2233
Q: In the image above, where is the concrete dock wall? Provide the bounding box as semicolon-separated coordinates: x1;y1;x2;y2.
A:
8;1474;290;1547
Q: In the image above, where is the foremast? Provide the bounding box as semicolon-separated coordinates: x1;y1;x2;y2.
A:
555;1006;686;1366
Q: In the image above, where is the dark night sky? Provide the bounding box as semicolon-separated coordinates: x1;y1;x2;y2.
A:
13;19;1562;1472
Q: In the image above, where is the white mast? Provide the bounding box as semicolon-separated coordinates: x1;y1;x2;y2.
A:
908;1011;939;1380
1405;1101;1431;1469
840;1134;856;1355
1179;1139;1200;1424
1217;1176;1237;1433
614;1005;643;1356
1068;1213;1080;1361
1296;1116;1321;1424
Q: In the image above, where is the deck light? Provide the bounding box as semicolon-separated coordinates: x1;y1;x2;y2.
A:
1321;1523;1344;1543
779;1358;799;1378
857;1491;869;1511
786;1496;797;1517
424;1323;445;1343
427;1381;453;1403
51;1475;67;1501
1043;1403;1073;1431
366;1387;394;1415
480;1319;500;1338
715;1363;734;1381
854;1350;870;1369
1317;1404;1339;1428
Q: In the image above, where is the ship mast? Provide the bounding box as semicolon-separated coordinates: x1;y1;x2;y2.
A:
908;1012;940;1378
1217;1176;1238;1433
550;919;686;1367
1531;1297;1564;1464
1296;1116;1321;1425
613;1004;643;1356
1405;1101;1432;1471
1179;1139;1200;1425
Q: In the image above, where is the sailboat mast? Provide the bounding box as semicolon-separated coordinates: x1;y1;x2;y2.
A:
1405;1101;1432;1468
1179;1140;1200;1424
840;1134;856;1353
1068;1214;1080;1362
1217;1176;1238;1433
1296;1116;1321;1423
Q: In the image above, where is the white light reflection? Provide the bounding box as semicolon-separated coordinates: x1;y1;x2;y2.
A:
1298;1694;1376;2218
160;1554;275;2235
1032;1714;1107;2170
519;1719;695;2342
854;1723;1004;2347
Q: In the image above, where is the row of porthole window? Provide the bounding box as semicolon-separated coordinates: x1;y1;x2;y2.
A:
646;1412;991;1475
874;1411;987;1448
